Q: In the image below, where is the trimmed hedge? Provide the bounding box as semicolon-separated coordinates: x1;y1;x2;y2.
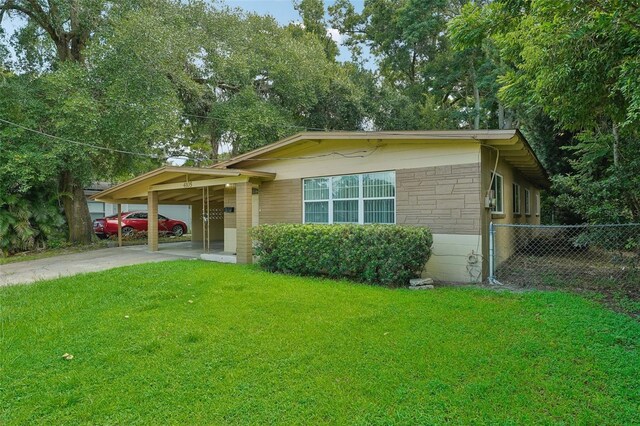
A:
252;224;433;287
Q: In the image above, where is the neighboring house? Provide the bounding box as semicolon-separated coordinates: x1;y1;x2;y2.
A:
85;183;192;231
91;130;549;282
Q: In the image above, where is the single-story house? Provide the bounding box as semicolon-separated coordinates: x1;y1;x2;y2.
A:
91;130;550;282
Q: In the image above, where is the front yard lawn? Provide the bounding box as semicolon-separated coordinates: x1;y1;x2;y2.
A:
1;261;638;424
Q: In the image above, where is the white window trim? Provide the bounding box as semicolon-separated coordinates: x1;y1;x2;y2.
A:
512;183;521;215
333;174;360;224
524;188;531;216
303;171;396;225
491;172;504;214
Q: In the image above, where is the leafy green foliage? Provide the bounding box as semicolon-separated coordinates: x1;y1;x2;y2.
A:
291;0;340;60
0;190;66;256
1;1;370;252
252;224;433;286
447;0;640;223
329;0;513;131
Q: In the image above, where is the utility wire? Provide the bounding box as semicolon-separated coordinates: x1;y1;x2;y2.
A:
0;117;220;162
0;116;375;163
0;117;168;159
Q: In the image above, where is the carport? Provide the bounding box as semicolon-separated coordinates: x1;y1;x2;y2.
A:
91;166;276;263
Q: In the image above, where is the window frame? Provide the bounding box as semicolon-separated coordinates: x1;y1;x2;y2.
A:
512;183;521;215
302;177;331;224
490;172;504;214
535;192;541;217
524;188;531;216
303;171;396;225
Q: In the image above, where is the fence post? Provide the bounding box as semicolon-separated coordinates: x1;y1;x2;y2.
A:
489;222;495;283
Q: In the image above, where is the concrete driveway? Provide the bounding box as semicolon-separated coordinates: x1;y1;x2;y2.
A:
0;242;200;287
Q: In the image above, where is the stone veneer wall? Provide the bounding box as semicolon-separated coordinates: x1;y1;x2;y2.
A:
396;164;482;235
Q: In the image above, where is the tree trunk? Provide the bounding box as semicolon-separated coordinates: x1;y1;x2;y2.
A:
210;124;219;161
498;102;505;129
60;171;94;244
612;122;620;167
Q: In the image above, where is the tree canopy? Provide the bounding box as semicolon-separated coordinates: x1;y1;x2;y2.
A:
1;0;639;254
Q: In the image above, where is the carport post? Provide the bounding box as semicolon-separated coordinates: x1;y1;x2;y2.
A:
148;191;159;252
235;181;253;264
117;203;122;247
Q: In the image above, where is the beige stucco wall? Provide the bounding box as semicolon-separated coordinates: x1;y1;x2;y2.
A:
426;234;483;283
480;147;544;274
239;139;481;180
224;187;236;252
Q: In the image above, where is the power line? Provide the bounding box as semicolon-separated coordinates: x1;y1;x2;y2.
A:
0;117;208;161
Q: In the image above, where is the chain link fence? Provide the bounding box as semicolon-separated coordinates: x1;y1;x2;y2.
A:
489;224;640;297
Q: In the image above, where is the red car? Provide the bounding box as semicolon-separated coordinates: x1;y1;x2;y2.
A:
93;211;188;239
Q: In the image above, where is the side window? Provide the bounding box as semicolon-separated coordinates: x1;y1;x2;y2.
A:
512;183;521;215
524;188;531;215
490;173;504;214
158;214;168;220
138;213;148;219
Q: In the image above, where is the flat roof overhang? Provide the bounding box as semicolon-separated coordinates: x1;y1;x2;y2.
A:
90;166;276;204
214;130;551;189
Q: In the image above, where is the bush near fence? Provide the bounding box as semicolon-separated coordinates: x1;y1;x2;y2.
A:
252;224;433;287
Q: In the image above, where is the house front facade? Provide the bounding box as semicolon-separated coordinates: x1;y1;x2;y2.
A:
92;130;549;283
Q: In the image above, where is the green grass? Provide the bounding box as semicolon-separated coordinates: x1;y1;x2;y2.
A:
1;261;638;425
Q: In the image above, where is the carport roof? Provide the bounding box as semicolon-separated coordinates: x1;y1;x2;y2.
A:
90;166;275;204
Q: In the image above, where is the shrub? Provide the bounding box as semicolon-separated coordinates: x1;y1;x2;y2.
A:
0;191;67;257
252;224;433;287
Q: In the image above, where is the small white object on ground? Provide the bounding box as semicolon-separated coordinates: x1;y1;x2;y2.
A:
409;277;435;290
410;278;434;286
62;353;74;360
